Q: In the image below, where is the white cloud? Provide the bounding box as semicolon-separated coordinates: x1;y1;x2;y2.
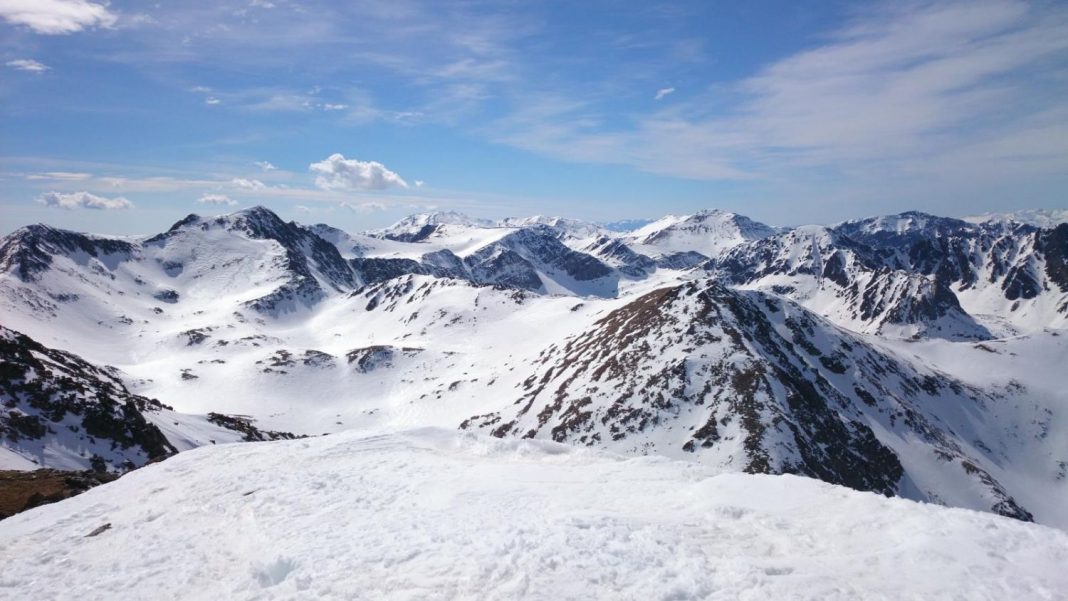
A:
295;204;311;213
205;97;221;105
231;177;267;190
322;103;348;111
197;193;236;206
341;201;388;213
254;160;277;171
0;0;117;35
654;87;675;101
414;180;425;188
6;58;49;72
26;171;91;181
36;191;133;210
310;154;409;191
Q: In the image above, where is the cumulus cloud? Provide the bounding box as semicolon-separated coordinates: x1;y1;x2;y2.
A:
231;178;267;191
654;87;675;101
310;154;409;191
36;191;133;210
255;161;277;171
0;0;117;35
197;193;236;206
205;97;221;105
6;59;49;72
341;201;388;213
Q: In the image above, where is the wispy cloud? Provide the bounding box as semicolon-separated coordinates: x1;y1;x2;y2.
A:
36;190;133;209
255;161;277;171
6;58;50;72
341;201;388;213
26;171;91;181
0;0;117;35
197;193;236;206
491;1;1068;187
310;154;409;191
230;177;267;191
654;87;674;101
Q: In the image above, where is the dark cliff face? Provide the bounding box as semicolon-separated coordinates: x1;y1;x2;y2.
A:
1041;224;1068;295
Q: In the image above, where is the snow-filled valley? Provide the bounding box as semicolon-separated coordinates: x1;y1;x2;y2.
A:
0;204;1067;598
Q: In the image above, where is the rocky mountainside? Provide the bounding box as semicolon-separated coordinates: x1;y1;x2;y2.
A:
0;325;291;472
708;213;1068;338
463;279;1039;520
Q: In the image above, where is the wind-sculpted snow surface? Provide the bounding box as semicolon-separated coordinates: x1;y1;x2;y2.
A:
1;429;1065;601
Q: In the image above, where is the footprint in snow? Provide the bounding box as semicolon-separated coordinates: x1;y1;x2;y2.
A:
252;556;298;588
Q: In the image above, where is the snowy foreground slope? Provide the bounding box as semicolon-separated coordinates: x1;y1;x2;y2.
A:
1;428;1065;601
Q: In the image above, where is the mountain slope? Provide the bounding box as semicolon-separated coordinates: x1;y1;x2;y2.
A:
0;325;290;471
465;279;1046;520
711;224;994;340
1;428;1065;601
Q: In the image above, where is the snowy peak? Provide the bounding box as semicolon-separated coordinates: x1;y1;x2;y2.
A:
150;205;357;313
836;211;975;238
375;211;494;242
0;224;136;282
498;215;606;240
965;208;1068;228
625;209;776;258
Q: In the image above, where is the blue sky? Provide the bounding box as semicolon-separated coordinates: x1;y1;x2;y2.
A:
2;0;1067;235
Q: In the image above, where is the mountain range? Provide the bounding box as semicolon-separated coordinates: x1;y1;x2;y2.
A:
1;205;1065;527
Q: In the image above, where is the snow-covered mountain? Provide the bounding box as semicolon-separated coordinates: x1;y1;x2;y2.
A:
623;209;778;259
464;279;1049;521
966;208;1068;228
709;212;1068;338
1;205;1066;528
2;428;1065;600
371;210;494;242
498;215;607;242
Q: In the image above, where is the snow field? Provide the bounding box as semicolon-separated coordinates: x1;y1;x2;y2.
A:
1;428;1066;601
